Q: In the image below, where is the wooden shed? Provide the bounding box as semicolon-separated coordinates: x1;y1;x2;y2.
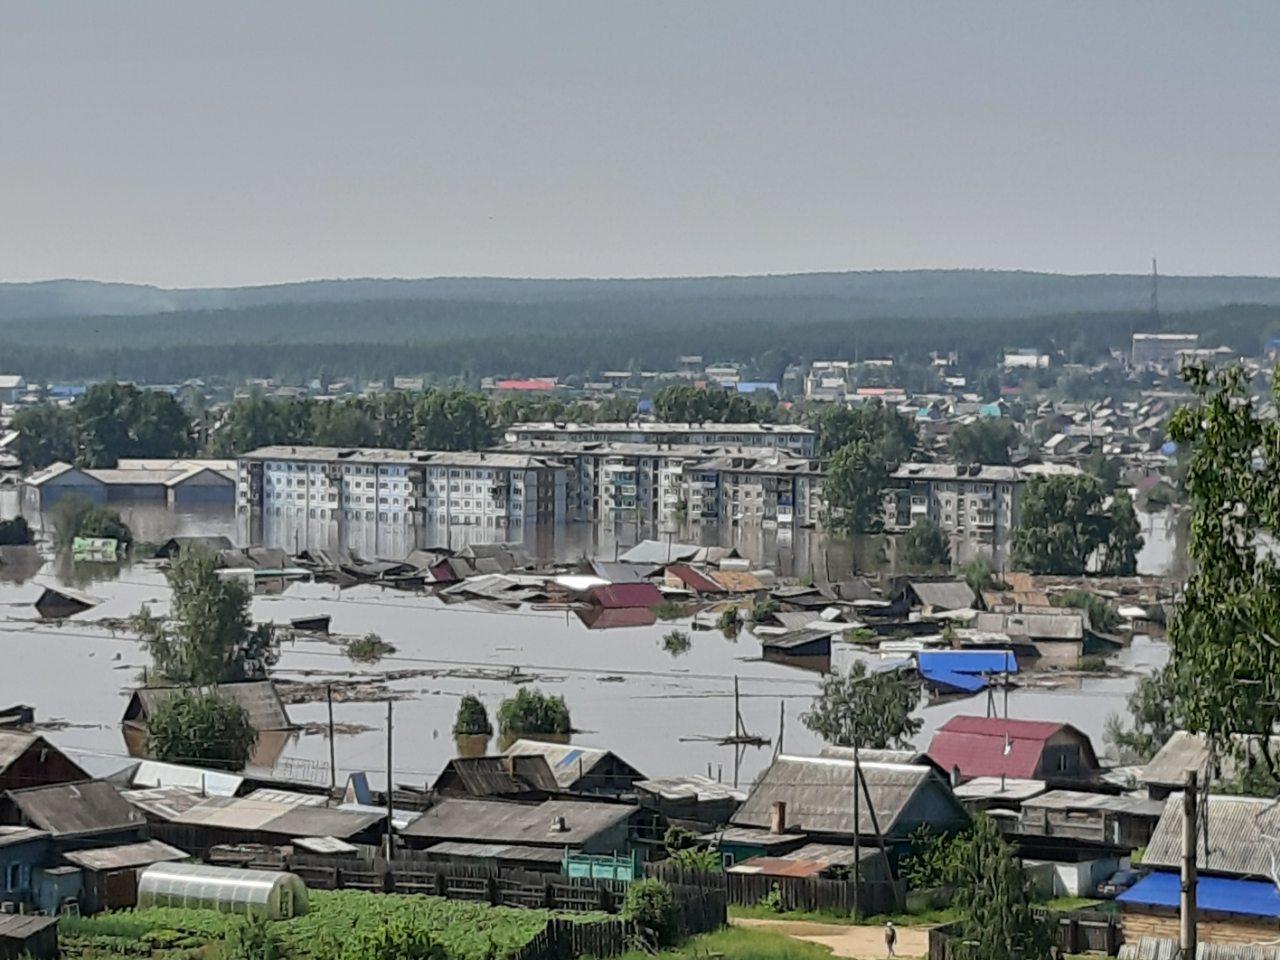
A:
0;914;58;960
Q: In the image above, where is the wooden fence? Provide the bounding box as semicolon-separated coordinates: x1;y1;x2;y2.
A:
928;909;1122;958
646;862;905;917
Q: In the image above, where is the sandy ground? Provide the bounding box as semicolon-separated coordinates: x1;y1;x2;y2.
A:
732;917;930;959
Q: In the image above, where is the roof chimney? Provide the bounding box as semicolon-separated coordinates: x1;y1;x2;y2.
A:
550;815;569;833
770;800;787;835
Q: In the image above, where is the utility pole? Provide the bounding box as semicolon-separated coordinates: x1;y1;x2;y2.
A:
327;684;337;792
1181;770;1198;959
851;726;861;922
384;699;395;861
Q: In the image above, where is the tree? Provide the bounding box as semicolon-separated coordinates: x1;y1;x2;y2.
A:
1050;589;1120;632
810;401;916;460
822;441;889;534
11;404;77;470
802;661;922;749
959;556;1005;594
134;547;277;685
950;814;1056;960
622;879;679;948
51;493;132;548
1010;473;1138;575
1100;490;1142;575
1104;663;1186;764
147;690;257;770
453;695;492;736
412;389;495;450
1163;363;1280;767
75;381;192;467
497;687;571;737
900;520;951;567
949;420;1020;466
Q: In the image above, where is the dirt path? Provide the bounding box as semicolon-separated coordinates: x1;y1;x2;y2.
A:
732;917;930;959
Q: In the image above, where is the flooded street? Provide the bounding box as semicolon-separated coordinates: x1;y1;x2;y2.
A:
0;497;1176;790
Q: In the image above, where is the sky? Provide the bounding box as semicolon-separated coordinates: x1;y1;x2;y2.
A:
2;1;1279;287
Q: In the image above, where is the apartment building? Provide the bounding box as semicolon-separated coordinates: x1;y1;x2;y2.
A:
503;421;816;457
499;440;821;527
883;462;1081;563
237;446;567;535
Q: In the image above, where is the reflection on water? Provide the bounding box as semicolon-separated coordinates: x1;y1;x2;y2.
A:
0;495;1181;790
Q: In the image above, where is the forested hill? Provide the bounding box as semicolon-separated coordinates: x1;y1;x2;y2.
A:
8;269;1280;322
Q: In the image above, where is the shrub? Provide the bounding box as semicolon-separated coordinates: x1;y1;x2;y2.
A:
757;883;785;913
343;916;448;960
662;630;691;657
497;687;571;737
715;607;741;637
651;600;685;621
226;914;280;960
623;879;679;947
1051;589;1121;632
147;690;258;770
453;695;492;736
346;632;396;663
750;599;780;622
52;493;132;549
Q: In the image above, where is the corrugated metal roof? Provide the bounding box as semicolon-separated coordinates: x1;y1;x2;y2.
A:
263;805;384;839
402;798;634;845
731;755;965;837
64;839;189;871
589;583;665;609
1144;794;1280;878
1137;731;1280;788
908;580;976;612
432;756;560;797
172;796;295;831
666;564;723;594
425;841;566;864
1120;871;1280;918
7;780;146;837
635;776;746;803
1022;790;1164;817
121;786;209;821
503;739;642;790
927;716;1095;781
953;777;1047;802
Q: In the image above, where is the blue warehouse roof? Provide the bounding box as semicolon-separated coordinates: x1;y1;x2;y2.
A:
917;650;1017;695
1119;871;1280;919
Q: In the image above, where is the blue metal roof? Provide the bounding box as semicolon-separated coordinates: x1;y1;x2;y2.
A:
1119;871;1280;919
917;651;1017;696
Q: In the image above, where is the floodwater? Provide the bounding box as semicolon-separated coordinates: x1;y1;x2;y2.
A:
0;496;1178;790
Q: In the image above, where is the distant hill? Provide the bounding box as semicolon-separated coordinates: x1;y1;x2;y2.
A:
7;269;1280;322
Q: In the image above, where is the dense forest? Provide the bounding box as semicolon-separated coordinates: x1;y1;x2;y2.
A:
2;272;1280;383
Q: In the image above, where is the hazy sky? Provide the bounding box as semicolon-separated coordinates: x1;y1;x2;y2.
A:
2;1;1279;287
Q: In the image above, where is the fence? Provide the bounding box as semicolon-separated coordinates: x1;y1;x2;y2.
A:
646;861;905;917
928;909;1122;958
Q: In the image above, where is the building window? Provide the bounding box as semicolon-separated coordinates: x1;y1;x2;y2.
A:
6;862;20;891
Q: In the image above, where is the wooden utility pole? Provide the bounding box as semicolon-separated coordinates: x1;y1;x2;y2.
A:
852;730;861;921
384;699;395;861
327;684;337;791
1181;770;1198;959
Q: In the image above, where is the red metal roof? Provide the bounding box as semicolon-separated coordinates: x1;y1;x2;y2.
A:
666;563;723;594
589;582;665;609
926;716;1072;781
495;379;556;392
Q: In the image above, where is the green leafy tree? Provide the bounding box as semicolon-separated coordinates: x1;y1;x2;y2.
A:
1101;489;1142;575
959;556;1005;594
497;687;571;737
810;401;917;460
802;661;922;749
51;493;132;548
1011;473;1131;575
822;441;889;534
950;814;1056;960
412;389;495;450
1051;589;1120;632
900;519;951;567
452;695;492;736
75;381;193;467
11;404;77;470
147;690;257;770
133;547;277;685
949;420;1020;466
622;879;679;948
1164;363;1280;767
1104;663;1186;764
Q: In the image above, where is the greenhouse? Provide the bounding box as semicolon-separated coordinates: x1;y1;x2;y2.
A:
137;862;309;919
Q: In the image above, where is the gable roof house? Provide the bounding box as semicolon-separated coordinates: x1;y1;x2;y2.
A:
1;781;147;849
723;754;968;865
502;740;644;796
431;755;561;800
1119;794;1280;947
0;731;88;794
899;579;978;616
926;716;1102;786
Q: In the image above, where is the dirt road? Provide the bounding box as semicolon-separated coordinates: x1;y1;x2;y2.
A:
732;917;930;959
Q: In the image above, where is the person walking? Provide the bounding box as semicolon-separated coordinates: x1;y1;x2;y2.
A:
884;920;897;958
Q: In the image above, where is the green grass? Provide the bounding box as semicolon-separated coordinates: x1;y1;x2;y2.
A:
608;926;835;959
61;890;594;960
729;903;959;928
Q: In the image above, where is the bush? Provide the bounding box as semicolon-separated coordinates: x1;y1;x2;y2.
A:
0;516;32;546
147;690;258;770
346;632;396;663
51;493;132;549
651;600;686;621
497;687;571;737
757;883;785;914
750;599;780;622
623;879;679;947
1051;589;1121;632
662;630;691;657
715;607;741;637
344;917;448;960
452;695;492;736
226;914;280;960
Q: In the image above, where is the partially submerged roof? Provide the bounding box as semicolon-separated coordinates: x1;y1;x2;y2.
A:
618;540;700;565
124;681;292;732
64;839;189;872
402;798;635;846
6;780;146;837
588;582;665;609
908;580;977;612
731;754;967;837
1144;794;1280;879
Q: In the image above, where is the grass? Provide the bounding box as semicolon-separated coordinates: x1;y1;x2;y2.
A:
1039;896;1102;913
609;926;835;959
60;890;594;960
729;903;960;928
